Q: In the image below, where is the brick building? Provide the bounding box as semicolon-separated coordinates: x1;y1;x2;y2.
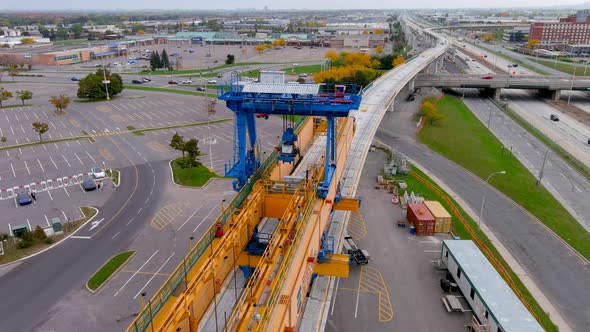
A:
530;10;590;46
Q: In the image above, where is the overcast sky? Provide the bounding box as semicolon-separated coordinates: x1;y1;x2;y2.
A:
3;0;587;11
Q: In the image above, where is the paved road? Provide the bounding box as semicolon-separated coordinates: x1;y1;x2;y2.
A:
462;93;590;230
375;92;590;331
0;149;164;332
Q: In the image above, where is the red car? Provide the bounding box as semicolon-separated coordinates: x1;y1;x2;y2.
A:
256;113;269;119
482;75;494;80
168;80;178;84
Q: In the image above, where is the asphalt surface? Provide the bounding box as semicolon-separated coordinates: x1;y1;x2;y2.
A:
376;91;590;331
326;148;471;332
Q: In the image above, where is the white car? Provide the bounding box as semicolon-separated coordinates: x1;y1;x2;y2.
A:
207;79;217;84
182;80;193;84
91;167;106;179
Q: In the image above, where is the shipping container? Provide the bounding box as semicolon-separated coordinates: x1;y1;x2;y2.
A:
424;201;452;233
407;203;435;236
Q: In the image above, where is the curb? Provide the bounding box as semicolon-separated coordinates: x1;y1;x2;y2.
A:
0;206;99;268
86;251;136;294
107;169;121;188
168;158;227;189
0;136;90;151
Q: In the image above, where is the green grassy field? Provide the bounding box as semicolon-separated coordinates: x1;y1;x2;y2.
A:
284;64;322;74
171;158;218;187
535;59;589;76
123;85;216;98
419;95;590;260
87;251;135;291
139;62;265;75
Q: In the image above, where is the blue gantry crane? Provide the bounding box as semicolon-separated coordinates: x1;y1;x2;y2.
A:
218;74;362;196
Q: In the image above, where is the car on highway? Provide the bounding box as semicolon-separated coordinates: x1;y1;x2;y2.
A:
168;80;178;84
406;94;415;102
256;113;269;119
298;73;308;77
71;77;80;81
182;79;192;84
482;75;494;80
142;77;151;83
550;114;560;121
82;177;97;191
17;192;32;206
196;87;206;91
91;166;106;179
207;79;217;84
131;79;143;84
188;49;195;53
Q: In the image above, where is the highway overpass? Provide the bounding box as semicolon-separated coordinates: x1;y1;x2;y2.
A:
415;74;590;99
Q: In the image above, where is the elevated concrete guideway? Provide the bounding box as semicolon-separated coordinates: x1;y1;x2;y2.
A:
415;74;590;99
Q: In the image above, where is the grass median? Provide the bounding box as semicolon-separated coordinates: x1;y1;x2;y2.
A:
87;251;135;291
171;158;218;187
534;59;588;76
106;169;120;186
419;95;590;260
123;85;216;98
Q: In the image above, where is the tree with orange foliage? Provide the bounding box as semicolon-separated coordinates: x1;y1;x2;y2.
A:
255;44;266;53
392;55;406;67
324;50;339;62
374;29;384;35
375;45;383;54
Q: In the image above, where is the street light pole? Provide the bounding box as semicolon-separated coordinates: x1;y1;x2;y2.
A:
537;138;567;185
101;56;110;101
478;171;506;226
487;107;492;129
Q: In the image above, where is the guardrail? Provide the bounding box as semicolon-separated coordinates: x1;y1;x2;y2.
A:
127;116;311;332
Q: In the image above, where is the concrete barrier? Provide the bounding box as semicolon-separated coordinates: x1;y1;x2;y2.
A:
31;183;37;193
56;178;63;187
40;181;47;191
7;188;14;199
73;175;79;184
47;179;54;189
62;177;69;187
1;189;7;200
24;184;31;193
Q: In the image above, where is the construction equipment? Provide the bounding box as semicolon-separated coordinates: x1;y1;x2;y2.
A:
344;236;368;265
218;73;362;194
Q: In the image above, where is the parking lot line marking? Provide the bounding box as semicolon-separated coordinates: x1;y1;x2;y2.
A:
133;251;175;300
0;127;2;136
63;186;70;197
43;112;48;119
114;250;159;297
44;215;50;226
74;152;84;165
112;231;120;239
20;124;25;134
49;156;58;169
5;114;9;123
46;189;53;200
85;151;97;164
192;206;218;233
10;126;14;135
65;141;70;147
62;154;71;167
59;120;67;128
14;113;19;122
24;160;30;175
26;218;32;230
49;121;56;130
37;158;45;173
177;205;204;231
33;113;39;119
23;113;29;121
10;163;16;177
62;210;68;222
126;217;135;226
48;133;52;139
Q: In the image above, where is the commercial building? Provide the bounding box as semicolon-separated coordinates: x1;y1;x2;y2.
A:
530;10;590;46
441;240;543;332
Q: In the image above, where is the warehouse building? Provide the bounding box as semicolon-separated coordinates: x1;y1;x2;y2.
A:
441;240;543;332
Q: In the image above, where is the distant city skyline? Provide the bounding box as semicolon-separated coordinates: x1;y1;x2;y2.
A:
2;0;587;11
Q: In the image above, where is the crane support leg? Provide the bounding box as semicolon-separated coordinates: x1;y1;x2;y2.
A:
318;116;336;198
226;109;259;190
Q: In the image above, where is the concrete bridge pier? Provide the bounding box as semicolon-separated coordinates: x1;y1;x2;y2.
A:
538;89;561;101
408;78;415;92
479;87;502;100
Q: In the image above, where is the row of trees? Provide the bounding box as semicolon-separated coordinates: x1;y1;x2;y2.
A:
0;88;33;107
170;133;202;168
0;56;33;70
150;49;171;71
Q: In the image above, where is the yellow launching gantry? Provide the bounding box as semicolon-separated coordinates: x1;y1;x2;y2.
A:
127;86;362;332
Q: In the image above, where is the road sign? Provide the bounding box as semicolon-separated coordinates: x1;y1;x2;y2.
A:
102;80;110;84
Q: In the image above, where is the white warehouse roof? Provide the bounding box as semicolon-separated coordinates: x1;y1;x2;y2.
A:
242;83;320;95
443;240;543;332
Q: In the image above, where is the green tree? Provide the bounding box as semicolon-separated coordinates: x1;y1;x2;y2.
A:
77;69;124;99
38;25;50;38
160;49;170;70
428;110;445;125
206;19;222;31
178;138;201;168
15;90;33;105
70;23;84;38
169;132;186;157
150;51;161;71
32;121;49;142
56;27;69;40
0;136;6;145
225;54;235;65
33;225;47;240
0;87;13;107
132;24;146;34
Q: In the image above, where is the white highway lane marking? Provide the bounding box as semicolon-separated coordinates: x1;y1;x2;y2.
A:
89;218;105;231
112;232;120;240
114;250;159;296
71;235;92;239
